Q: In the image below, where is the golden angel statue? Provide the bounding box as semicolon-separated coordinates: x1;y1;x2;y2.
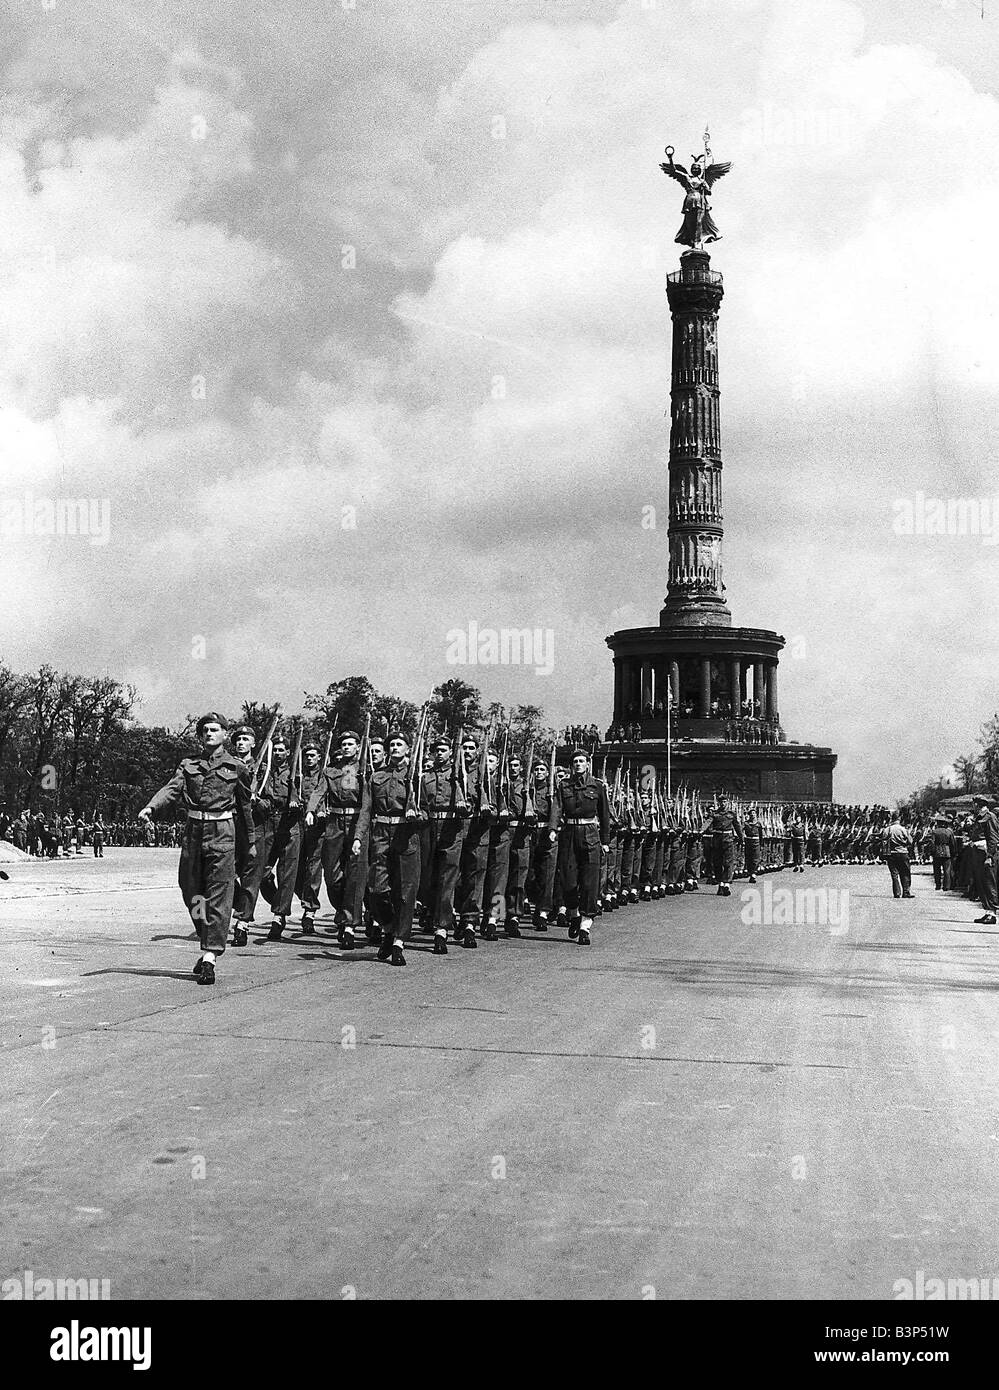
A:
659;135;731;249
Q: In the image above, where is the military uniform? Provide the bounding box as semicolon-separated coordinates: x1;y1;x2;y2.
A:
294;756;325;930
549;770;611;935
743;816;762;881
307;754;371;944
526;773;557;925
145;746;254;956
789;818;805;870
480;769;512;938
702;804;743;894
419;755;470;950
503;775;534;934
369;757;422;960
457;758;492;939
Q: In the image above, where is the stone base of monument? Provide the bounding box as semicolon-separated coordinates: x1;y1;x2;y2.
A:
595;739;837;802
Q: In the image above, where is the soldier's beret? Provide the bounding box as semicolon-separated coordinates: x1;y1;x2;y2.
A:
196;711;228;735
231;725;254;739
386;728;409;744
433;734;451;748
337;729;360;744
570;747;589;758
302;742;320;754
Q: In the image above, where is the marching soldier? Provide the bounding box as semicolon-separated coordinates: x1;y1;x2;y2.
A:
362;734;387;941
481;747;513;939
789;812;805;872
368;729;423;965
139;713;255;985
306;730;371;949
526;757;557;929
419;733;470;953
701;793;743;897
743;809;762;884
503;753;533;936
548;748;611;945
252;735;304;941
294;742;325;933
228;722;257;946
457;733;490;946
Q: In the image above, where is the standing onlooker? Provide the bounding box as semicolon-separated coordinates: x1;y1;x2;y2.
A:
968;795;998;926
885;815;915;899
930;815;956;892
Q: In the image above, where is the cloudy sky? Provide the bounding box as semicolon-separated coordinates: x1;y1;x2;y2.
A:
1;0;997;802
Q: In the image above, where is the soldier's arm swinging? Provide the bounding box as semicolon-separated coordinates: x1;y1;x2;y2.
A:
140;764;186;820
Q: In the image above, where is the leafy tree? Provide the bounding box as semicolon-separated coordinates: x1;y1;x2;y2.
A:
304;676;378;734
430;678;483;734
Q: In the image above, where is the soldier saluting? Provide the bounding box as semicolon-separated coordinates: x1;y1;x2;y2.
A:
139;712;255;985
701;792;743;897
547;748;611;945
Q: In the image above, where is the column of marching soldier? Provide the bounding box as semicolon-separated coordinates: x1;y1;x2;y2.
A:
136;708;937;985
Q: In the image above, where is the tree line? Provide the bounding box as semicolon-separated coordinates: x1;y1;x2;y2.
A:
0;663;555;818
901;714;999;814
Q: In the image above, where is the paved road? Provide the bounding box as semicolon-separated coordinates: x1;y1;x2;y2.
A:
2;851;996;1300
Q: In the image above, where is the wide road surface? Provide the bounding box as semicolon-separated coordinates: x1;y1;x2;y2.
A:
2;850;996;1300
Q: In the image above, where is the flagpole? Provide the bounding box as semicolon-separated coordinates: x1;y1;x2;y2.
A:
667;688;672;798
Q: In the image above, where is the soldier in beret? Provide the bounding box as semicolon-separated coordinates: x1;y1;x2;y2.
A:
456;733;489;948
294;742;325;934
743;809;762;884
419;733;469;953
526;757;557;929
368;729;423;965
548;748;611;945
306;730;371;949
229;724;257;946
140;712;255;985
701;793;743;897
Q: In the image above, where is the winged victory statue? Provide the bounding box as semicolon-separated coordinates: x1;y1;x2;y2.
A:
659;129;732;249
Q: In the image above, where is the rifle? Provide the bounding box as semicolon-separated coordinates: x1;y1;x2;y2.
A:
288;719;304;809
498;724;510;815
458;726;468;802
480;716;496;813
523;737;536;818
451;725;464;806
547;741;556;806
320;712;338;769
358;711;372;782
404;701;430;814
250;705;283;796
